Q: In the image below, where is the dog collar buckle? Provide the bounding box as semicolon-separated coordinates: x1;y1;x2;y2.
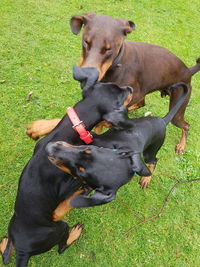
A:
66;107;93;144
72;120;83;128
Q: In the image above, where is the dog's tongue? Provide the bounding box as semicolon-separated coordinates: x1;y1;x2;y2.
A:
73;66;99;92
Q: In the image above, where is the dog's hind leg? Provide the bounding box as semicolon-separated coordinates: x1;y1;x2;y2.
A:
139;140;163;188
128;97;145;111
0;237;13;264
58;224;84;254
139;162;157;189
16;252;30;267
169;83;192;154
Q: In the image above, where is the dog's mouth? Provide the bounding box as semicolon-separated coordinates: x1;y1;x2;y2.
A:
48;156;72;174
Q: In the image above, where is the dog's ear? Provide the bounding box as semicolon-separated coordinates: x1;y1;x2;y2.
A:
103;106;130;130
130;154;151;177
102;85;133;127
119;19;136;35
70;12;96;34
120;86;133;106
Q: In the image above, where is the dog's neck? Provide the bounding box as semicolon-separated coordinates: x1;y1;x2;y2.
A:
109;42;125;71
45;98;100;145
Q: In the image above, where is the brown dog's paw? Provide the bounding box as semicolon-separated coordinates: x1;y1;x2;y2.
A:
0;237;8;254
26;119;61;140
175;143;185;154
66;223;84;246
139;176;151;189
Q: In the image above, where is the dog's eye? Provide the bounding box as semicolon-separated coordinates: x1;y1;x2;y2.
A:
101;44;112;55
105;43;111;50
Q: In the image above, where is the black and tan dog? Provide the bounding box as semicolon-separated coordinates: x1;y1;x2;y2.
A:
27;13;200;153
46;82;188;208
0;67;133;267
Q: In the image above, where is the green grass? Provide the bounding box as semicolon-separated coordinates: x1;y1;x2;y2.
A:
0;0;200;266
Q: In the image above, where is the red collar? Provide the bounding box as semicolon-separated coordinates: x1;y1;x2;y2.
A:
66;107;93;144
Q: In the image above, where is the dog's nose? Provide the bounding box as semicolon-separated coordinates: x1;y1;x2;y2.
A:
73;65;99;92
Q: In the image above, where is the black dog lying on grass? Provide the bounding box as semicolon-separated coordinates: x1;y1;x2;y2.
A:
0;67;133;267
46;82;188;208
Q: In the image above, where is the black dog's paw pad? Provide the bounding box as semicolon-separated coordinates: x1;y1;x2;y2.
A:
66;223;84;246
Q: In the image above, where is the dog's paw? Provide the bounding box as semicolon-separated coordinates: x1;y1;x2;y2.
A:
94;120;112;135
139;176;151;189
175;143;185;154
0;237;8;254
26;119;61;140
66;223;84;246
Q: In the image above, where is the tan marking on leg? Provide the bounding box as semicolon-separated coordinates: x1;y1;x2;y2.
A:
128;98;145;111
66;224;84;246
139;163;156;189
26;119;61;140
52;189;84;221
175;128;187;154
0;238;8;254
94;120;112;135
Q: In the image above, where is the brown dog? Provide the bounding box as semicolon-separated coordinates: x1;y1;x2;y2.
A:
27;12;200;153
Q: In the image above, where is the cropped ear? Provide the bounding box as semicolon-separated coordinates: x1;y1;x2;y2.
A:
120;86;133;106
119;19;136;35
103;106;129;129
70;12;96;34
131;154;151;177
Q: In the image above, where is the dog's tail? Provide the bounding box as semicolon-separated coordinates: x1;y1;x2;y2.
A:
189;57;200;75
162;82;188;125
1;237;12;265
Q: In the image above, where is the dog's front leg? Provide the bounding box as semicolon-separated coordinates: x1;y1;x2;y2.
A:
26;118;61;140
139;162;157;189
52;189;85;221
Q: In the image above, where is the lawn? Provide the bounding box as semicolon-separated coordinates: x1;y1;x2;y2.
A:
0;0;200;266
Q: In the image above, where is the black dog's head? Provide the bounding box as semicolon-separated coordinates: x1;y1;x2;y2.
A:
46;141;132;190
73;66;133;128
91;82;133;129
46;141;94;177
46;141;151;189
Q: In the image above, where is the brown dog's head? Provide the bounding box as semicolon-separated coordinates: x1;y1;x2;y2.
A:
70;12;135;81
